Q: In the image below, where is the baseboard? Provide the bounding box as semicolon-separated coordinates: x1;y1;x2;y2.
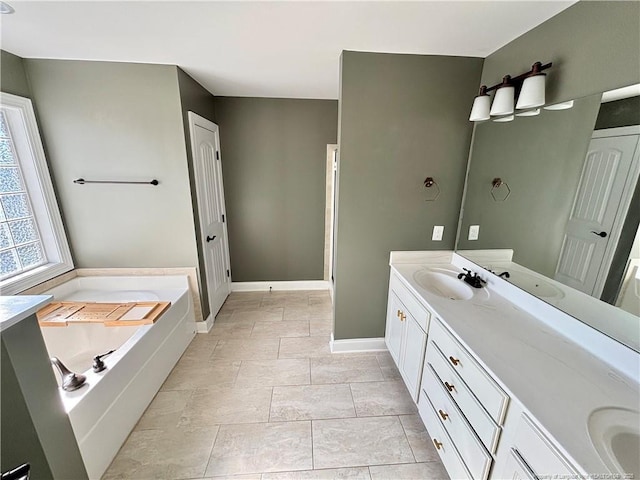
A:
231;280;330;292
196;314;213;333
330;334;387;353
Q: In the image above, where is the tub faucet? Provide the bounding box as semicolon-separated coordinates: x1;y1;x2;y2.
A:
50;357;86;392
497;271;510;279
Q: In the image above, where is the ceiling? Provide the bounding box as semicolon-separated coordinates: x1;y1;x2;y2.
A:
1;1;577;99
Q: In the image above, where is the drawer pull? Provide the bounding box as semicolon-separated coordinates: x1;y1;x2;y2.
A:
449;356;460;366
400;313;406;321
444;381;455;392
438;409;449;420
433;438;443;450
397;309;402;318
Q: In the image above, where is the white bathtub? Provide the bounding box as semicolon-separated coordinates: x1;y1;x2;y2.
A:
39;275;196;480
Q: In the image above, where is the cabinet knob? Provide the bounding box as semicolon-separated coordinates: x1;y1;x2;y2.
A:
433;438;443;450
438;409;449;420
400;313;406;321
444;382;455;392
449;356;460;366
397;309;401;318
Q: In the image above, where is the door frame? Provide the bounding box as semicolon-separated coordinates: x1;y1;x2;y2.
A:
188;112;232;325
324;144;338;287
589;125;640;297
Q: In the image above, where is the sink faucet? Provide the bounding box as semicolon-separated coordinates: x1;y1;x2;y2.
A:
497;271;510;279
457;268;486;289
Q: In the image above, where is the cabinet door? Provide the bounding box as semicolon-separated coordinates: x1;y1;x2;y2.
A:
385;292;404;364
400;312;427;401
502;448;537;480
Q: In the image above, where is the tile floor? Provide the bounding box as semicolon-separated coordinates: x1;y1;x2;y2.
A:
103;290;450;480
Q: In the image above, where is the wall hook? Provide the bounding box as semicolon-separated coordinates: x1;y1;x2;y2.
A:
423;177;440;201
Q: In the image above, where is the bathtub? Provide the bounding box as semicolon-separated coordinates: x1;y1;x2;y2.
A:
39;275;196;480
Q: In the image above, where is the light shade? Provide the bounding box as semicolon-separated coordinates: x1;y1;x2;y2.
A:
469;93;491;121
490;78;515;116
516;108;540;117
516;74;546;109
544;100;574;110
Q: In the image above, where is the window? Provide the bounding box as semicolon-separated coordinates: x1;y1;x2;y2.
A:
0;93;73;294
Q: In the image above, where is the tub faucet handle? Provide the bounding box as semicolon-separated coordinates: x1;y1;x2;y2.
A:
92;349;115;373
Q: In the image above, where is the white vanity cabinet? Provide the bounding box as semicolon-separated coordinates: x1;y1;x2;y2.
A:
497;413;580;479
418;317;509;479
385;271;431;401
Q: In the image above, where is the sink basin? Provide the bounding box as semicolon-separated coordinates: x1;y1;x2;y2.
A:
413;269;474;300
588;407;640;477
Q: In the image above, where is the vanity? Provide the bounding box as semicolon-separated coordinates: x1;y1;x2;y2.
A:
385;251;639;479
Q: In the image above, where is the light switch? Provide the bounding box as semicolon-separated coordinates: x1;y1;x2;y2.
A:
469;225;480;240
432;225;444;241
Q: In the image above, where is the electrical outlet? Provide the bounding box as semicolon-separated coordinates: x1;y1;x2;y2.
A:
432;225;444;241
469;225;480;240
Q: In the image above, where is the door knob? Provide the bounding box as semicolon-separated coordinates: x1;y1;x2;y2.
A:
591;231;607;238
206;235;216;242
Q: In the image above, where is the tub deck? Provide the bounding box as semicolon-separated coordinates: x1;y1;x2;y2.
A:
40;275;196;479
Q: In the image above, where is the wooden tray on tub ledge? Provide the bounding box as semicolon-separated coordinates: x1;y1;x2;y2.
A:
37;301;171;327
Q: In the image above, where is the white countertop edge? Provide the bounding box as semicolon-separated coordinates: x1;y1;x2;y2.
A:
0;295;52;332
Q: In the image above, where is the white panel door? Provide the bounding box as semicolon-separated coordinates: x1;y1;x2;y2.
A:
188;113;231;318
555;134;639;295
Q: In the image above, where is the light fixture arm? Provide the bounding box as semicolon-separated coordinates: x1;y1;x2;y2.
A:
484;61;551;93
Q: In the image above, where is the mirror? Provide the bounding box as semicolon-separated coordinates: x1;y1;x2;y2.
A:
457;86;640;352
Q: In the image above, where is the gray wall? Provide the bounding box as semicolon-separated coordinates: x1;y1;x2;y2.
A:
480;1;640;105
334;51;483;340
177;67;217;319
1;50;31;98
24;59;199;270
2;316;88;480
214;97;338;282
457;94;602;276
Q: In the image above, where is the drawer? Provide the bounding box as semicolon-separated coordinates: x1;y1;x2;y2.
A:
426;341;501;453
511;414;578;477
390;273;431;332
418;392;473;480
423;364;492;480
430;319;509;424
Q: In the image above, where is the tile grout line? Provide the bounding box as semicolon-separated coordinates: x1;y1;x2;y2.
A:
397;414;418;464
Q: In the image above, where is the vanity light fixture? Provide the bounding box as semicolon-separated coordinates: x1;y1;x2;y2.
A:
516;62;547;110
490;76;515;116
493;115;514;123
469;61;552;122
469;86;491;121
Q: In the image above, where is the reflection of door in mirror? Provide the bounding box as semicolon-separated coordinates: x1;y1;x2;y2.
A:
555;129;640;298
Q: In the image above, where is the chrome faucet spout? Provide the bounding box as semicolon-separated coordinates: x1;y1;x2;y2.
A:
50;357;87;392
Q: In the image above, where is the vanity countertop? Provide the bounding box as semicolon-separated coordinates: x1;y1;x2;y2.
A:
389;254;639;476
0;295;52;332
